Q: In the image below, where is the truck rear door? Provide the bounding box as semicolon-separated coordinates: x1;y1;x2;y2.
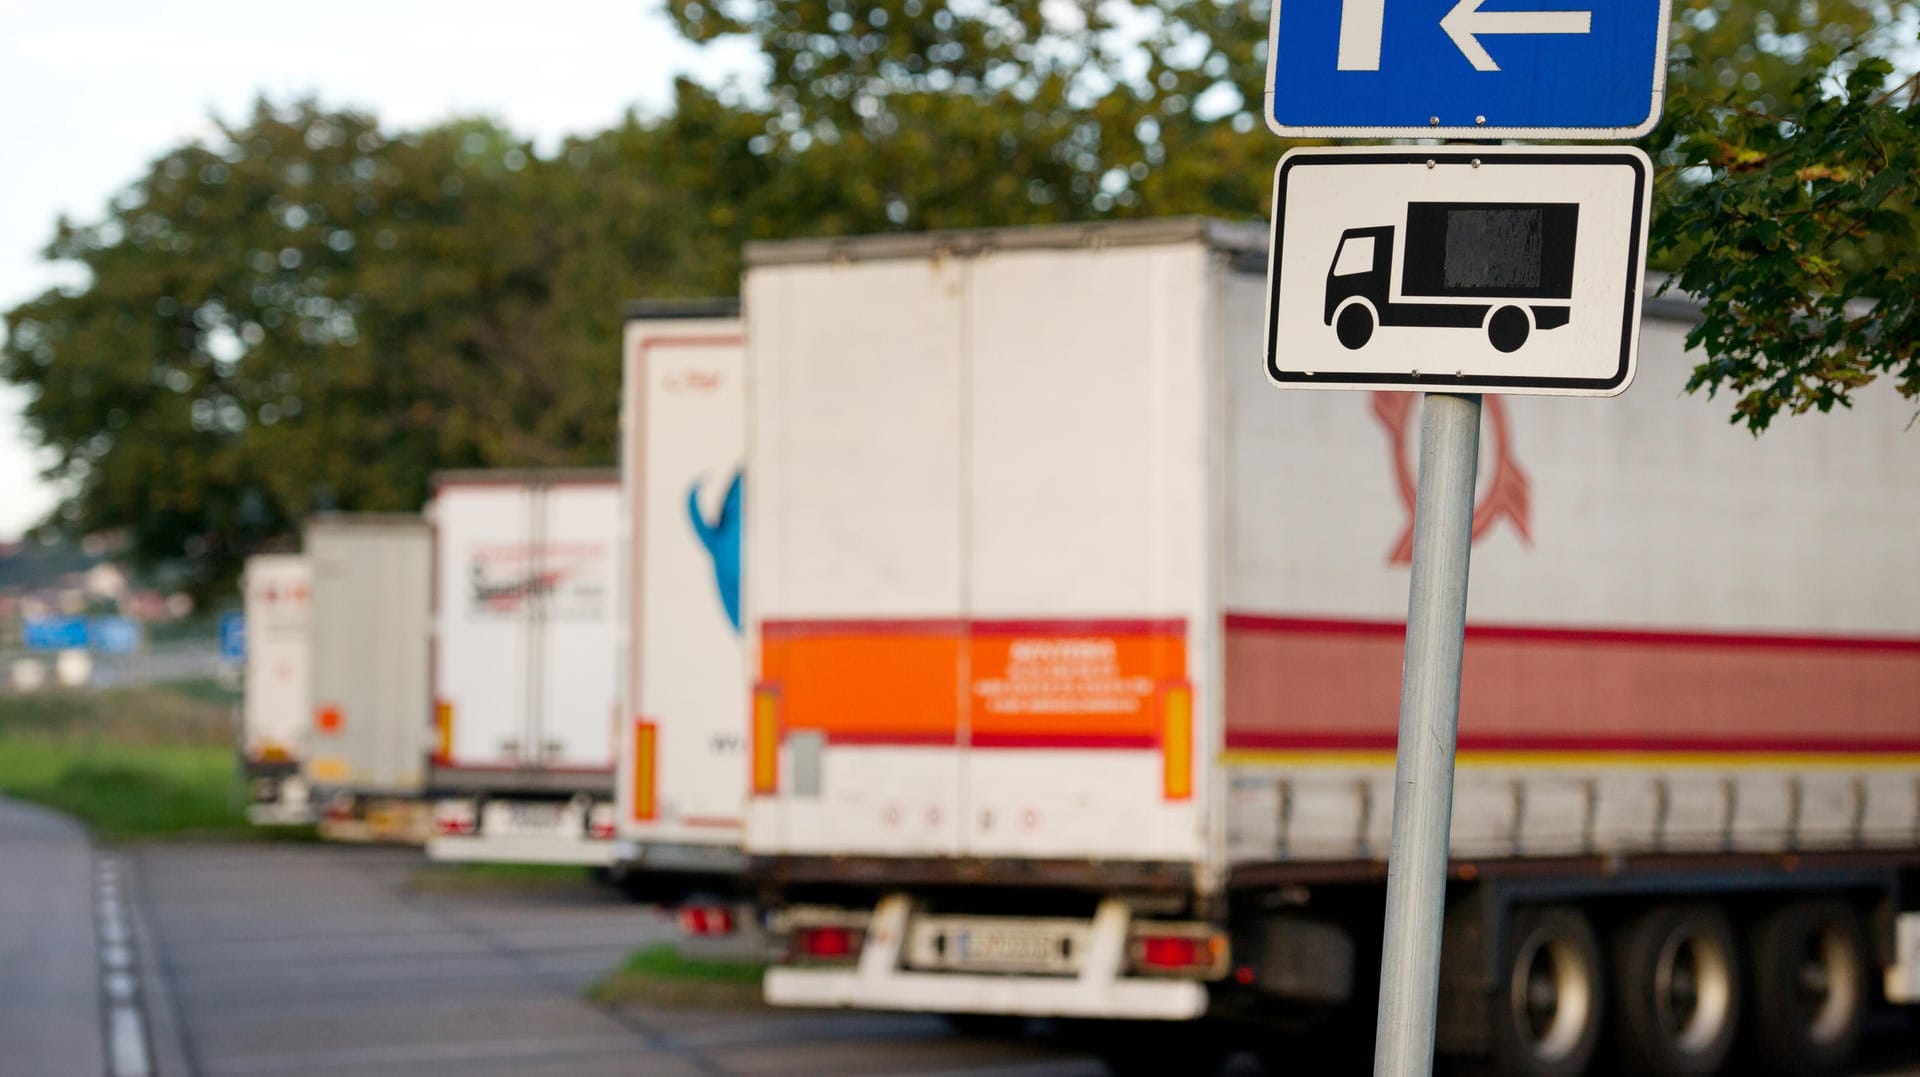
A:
748;257;968;857
958;243;1207;863
530;480;619;770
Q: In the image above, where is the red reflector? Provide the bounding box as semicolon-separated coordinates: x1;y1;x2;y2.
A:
1138;936;1201;969
677;906;736;937
588;821;615;840
797;926;855;958
433;818;475;836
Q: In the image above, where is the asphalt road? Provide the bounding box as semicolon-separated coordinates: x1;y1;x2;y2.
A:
14;838;1904;1077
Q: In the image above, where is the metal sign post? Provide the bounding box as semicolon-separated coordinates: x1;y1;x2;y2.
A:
1371;391;1481;1076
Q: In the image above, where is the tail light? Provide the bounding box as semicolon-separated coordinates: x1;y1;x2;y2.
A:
751;683;781;796
1160;681;1192;801
791;925;863;963
322;797;355;822
587;802;616;841
1128;926;1228;978
677;905;737;937
432;800;477;836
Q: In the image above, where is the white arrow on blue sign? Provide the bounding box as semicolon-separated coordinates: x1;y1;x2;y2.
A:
1266;0;1671;138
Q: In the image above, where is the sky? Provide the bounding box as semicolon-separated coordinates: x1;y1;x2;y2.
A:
0;0;762;542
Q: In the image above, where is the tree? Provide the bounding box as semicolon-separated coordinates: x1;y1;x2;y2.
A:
669;0;1920;431
0;101;696;592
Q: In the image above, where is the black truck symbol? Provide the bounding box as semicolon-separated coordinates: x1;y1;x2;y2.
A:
1325;202;1579;354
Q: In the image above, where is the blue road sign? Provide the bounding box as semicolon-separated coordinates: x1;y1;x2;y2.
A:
219;611;247;662
1266;0;1671;138
23;616;90;651
89;616;142;655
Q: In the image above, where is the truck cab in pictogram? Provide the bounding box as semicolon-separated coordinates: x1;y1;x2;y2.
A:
1325;202;1579;354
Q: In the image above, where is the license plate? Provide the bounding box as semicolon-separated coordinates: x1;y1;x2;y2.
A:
495;802;564;835
954;926;1072;971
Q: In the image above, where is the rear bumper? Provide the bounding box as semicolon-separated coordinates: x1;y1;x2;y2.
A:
245;801;316;826
765;966;1206;1020
426;834;616;866
765;894;1214;1021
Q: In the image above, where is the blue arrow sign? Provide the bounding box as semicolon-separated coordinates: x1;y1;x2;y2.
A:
23;616;90;651
219;611;247;662
1266;0;1671;137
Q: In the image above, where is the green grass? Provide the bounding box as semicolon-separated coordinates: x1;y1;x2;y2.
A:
407;861;598;892
0;682;250;840
586;943;768;1008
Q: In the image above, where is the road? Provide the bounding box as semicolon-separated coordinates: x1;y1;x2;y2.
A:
5;835;1909;1077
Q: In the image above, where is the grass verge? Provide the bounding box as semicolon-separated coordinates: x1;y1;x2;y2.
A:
586;943;768;1009
407;861;599;893
0;681;251;840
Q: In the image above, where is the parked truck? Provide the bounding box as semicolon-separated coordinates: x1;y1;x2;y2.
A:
613;301;751;899
238;553;313;825
426;470;622;864
742;219;1920;1077
302;514;434;843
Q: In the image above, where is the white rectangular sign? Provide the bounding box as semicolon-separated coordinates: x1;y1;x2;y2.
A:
1264;146;1651;396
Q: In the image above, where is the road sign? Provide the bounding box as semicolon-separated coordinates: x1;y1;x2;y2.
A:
89;616;142;655
22;616;89;651
219;611;247;662
1266;0;1672;138
1264;146;1651;397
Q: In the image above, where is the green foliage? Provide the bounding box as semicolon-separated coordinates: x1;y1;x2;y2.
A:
1652;58;1919;431
0;681;250;839
0;738;244;839
586;942;767;1007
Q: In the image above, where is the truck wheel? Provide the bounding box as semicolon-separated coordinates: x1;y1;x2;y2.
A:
1335;301;1375;350
1744;900;1867;1076
1612;904;1741;1077
1488;306;1531;352
1491;905;1604;1077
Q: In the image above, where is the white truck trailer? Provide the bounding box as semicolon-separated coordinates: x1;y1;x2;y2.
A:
426;470;622;865
302;513;434;843
742;220;1920;1077
238;553;314;825
613;301;751;899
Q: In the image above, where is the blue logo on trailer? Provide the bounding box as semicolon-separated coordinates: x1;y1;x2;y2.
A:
88;617;141;655
687;470;744;633
219;611;247;661
23;616;90;651
1267;0;1670;136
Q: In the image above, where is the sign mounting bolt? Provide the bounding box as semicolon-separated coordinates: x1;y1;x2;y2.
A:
1430;116;1441;126
1475;115;1486;125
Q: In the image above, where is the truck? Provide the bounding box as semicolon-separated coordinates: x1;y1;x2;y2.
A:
301;514;435;843
238;553;313;825
1326;201;1578;354
741;219;1920;1077
426;470;623;865
613;301;751;900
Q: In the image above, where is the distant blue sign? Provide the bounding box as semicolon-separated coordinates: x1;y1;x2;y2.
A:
219;611;247;662
1266;0;1671;138
89;616;142;655
23;616;90;651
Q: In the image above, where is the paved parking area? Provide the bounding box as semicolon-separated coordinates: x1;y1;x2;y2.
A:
125;843;1108;1077
117;841;1920;1077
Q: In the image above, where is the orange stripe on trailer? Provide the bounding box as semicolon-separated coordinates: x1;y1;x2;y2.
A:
757;617;1187;746
632;718;658;822
1161;681;1193;800
752;683;781;796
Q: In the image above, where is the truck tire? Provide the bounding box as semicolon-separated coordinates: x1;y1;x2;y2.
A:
1612;903;1741;1077
1744;900;1867;1076
1335;301;1375;349
1488;306;1531;352
1491;905;1605;1077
